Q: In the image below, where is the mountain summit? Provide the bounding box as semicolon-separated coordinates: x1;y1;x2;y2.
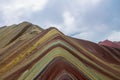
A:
0;22;120;80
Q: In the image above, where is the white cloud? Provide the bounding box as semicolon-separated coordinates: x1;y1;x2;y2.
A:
0;0;48;25
66;0;102;15
0;0;115;43
79;0;101;6
107;31;120;41
63;11;75;28
58;0;103;35
62;11;77;34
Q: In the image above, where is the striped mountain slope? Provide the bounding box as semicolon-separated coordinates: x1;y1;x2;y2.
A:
0;22;120;80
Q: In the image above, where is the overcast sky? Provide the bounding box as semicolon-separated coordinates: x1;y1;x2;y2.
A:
0;0;120;42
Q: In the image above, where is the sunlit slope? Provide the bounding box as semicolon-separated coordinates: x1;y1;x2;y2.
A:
0;22;120;80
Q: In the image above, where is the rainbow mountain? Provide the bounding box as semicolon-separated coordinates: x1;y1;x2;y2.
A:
0;22;120;80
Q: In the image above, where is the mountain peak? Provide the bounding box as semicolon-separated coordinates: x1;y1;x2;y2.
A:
99;39;120;48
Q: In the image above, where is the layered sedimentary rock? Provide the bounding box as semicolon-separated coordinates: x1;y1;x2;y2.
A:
0;22;120;80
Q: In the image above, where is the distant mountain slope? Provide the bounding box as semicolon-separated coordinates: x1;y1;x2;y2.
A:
99;40;120;49
0;22;120;80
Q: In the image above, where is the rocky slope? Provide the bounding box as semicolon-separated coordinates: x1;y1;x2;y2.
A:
0;22;120;80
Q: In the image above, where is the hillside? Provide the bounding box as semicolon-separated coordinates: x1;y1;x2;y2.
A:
0;22;120;80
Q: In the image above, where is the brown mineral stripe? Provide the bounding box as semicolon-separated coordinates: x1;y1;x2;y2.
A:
4;23;32;47
34;57;89;80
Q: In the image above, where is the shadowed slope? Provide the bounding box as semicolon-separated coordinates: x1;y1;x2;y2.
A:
0;22;120;80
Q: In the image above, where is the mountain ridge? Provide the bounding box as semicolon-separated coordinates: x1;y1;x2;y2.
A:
99;39;120;49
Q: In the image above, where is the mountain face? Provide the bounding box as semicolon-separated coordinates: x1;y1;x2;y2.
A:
0;22;120;80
